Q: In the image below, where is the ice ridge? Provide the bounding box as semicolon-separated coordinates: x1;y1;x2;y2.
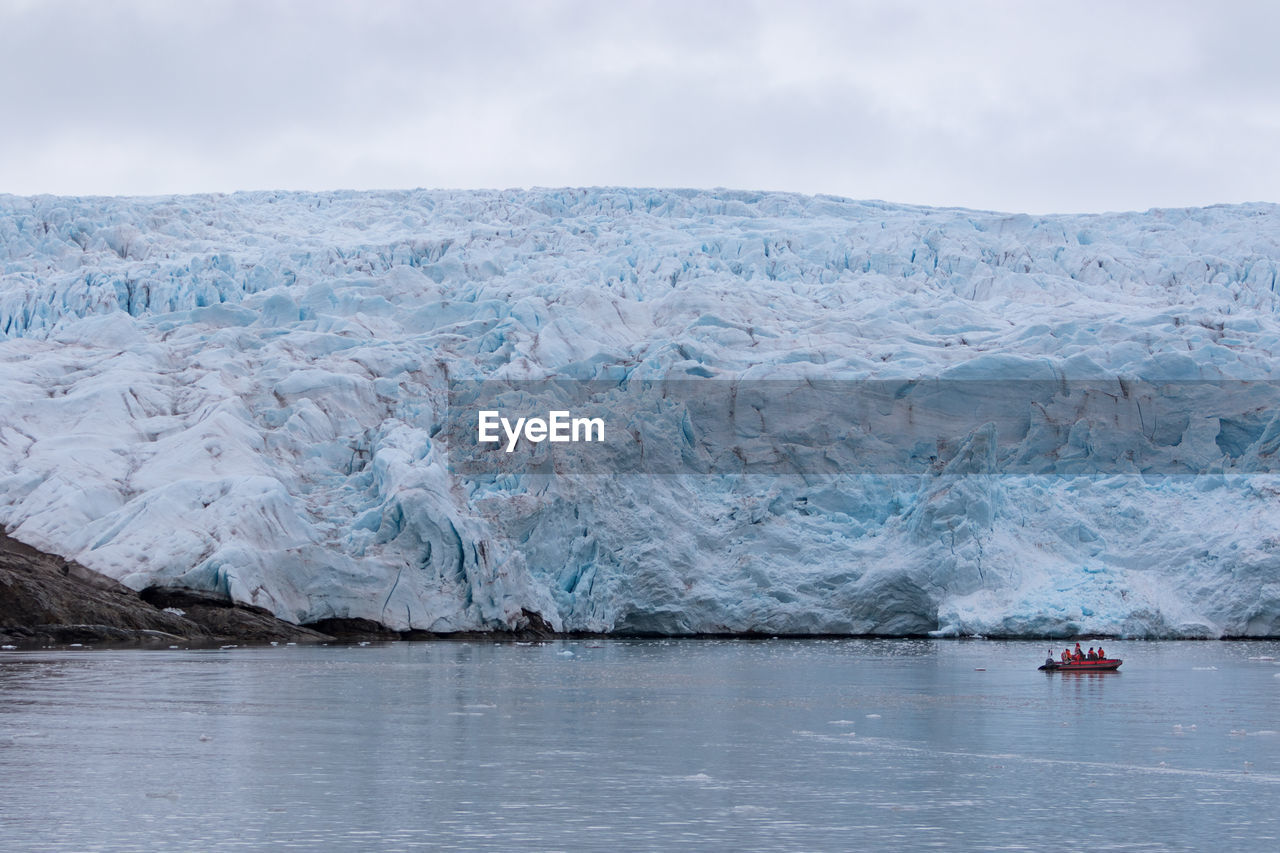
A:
1;188;1279;637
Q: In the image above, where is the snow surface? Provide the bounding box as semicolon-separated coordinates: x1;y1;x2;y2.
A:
2;188;1280;637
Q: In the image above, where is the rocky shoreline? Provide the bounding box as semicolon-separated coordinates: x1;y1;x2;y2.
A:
1;529;563;648
0;529;332;648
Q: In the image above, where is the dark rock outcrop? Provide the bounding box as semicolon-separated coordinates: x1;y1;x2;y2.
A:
303;617;400;639
301;608;560;641
0;529;331;647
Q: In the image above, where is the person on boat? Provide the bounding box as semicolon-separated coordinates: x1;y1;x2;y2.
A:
1097;646;1106;659
1087;647;1098;660
1061;648;1072;663
1073;643;1084;661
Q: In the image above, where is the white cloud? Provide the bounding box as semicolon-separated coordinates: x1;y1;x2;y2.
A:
2;0;1277;213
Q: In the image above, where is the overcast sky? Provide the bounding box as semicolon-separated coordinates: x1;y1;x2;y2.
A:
2;0;1277;213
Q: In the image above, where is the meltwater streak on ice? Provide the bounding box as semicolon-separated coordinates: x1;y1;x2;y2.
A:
2;190;1280;636
0;639;1277;851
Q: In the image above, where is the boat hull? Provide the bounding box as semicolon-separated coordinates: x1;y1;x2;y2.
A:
1038;659;1122;671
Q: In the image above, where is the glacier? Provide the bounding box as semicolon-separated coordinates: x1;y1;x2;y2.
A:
2;187;1280;638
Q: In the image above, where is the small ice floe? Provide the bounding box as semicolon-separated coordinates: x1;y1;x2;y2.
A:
1;645;15;650
1230;729;1248;737
163;607;185;616
680;773;713;782
1248;656;1275;661
286;642;296;646
729;805;771;815
198;734;212;742
269;641;278;647
168;645;179;650
1192;666;1218;671
358;641;370;647
1172;724;1196;733
69;643;82;648
557;650;574;657
219;644;237;650
866;714;882;719
828;720;857;726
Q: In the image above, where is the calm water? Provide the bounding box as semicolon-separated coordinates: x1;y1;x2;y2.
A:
1;639;1277;851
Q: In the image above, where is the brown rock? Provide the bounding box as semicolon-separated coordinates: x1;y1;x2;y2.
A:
0;529;331;647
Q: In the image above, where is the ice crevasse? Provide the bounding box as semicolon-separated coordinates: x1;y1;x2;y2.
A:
1;187;1279;637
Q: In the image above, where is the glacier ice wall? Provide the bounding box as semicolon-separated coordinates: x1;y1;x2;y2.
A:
2;188;1280;637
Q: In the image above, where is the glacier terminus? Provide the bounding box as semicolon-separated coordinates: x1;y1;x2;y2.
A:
2;188;1279;639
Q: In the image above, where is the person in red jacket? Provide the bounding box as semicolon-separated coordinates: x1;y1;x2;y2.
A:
1097;646;1106;659
1073;642;1084;661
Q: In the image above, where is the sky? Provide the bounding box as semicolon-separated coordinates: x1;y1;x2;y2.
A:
1;0;1277;214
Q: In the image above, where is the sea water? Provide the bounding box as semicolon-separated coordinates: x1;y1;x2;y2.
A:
1;639;1277;851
